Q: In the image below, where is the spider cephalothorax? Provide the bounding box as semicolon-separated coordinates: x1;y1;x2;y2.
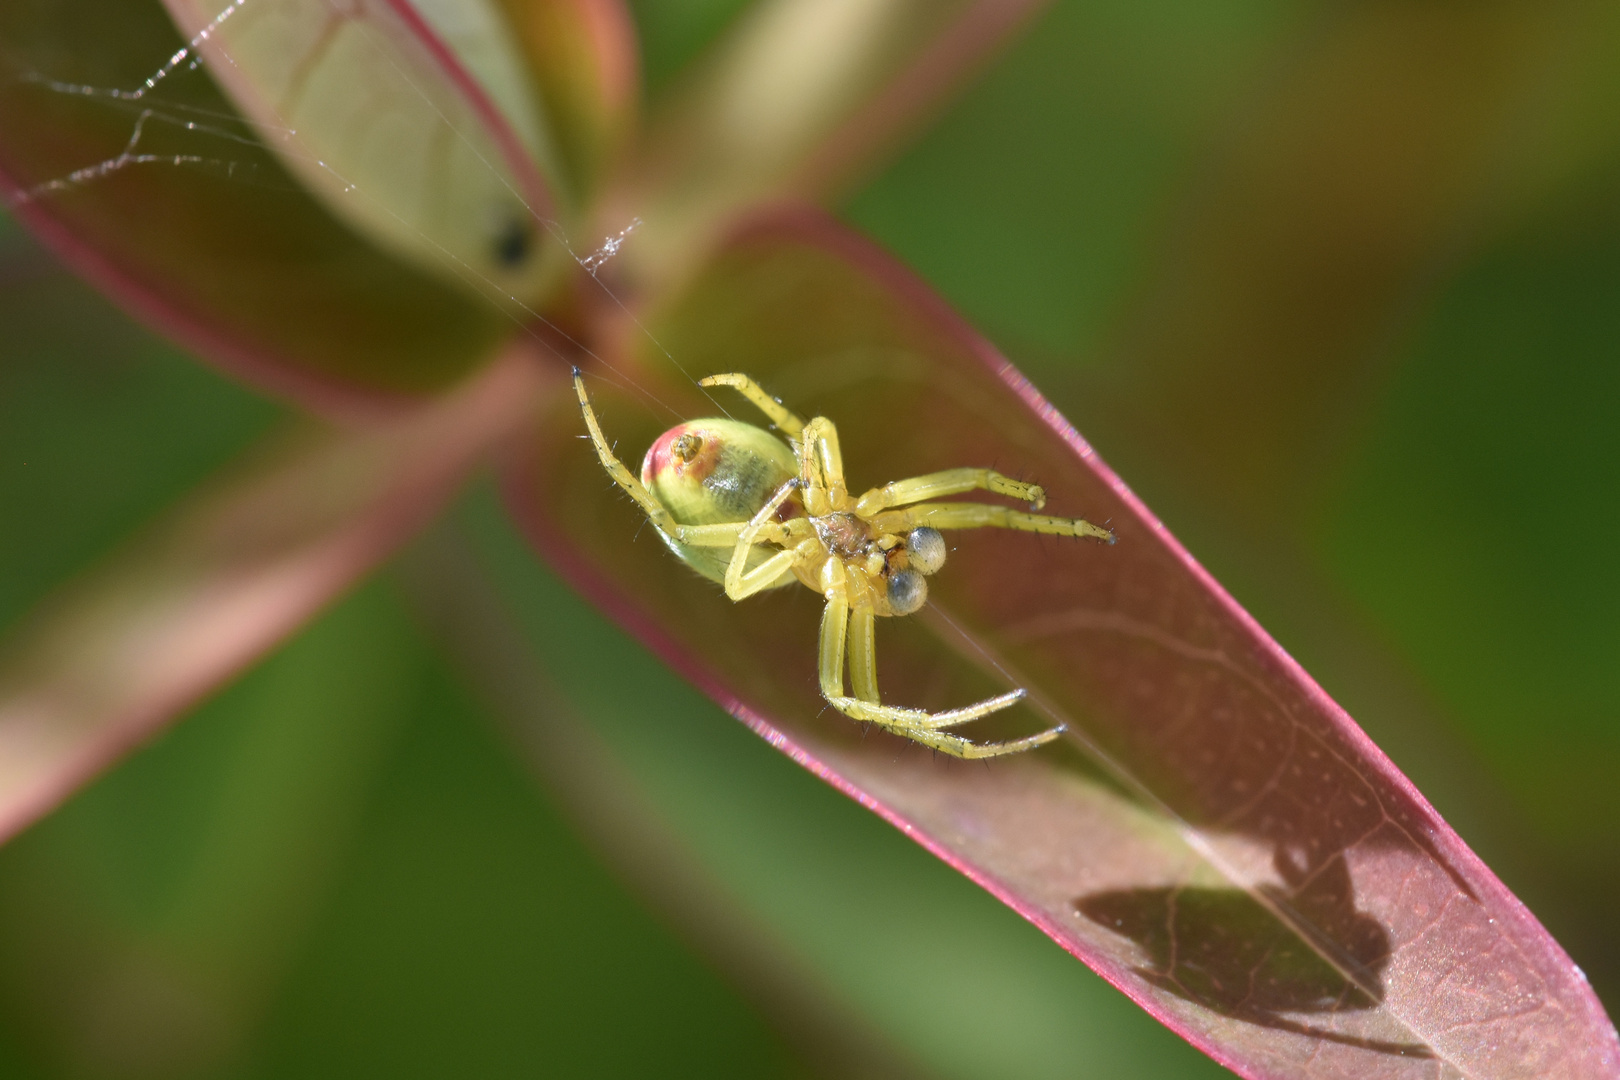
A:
574;370;1114;758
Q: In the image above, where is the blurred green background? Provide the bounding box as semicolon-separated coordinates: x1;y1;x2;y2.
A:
3;0;1619;1076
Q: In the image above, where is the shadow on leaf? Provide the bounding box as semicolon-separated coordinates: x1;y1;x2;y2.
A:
1075;852;1432;1058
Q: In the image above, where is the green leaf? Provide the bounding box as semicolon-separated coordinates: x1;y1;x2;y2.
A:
600;0;1051;287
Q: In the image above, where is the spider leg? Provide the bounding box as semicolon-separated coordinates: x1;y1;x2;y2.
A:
818;590;852;700
848;606;880;704
872;501;1114;543
879;725;1066;760
854;468;1049;514
835;689;1028;732
573;370;682;535
697;373;806;436
670;521;791;548
725;548;802;601
818;588;1062;758
798;416;847;510
723;479;807;601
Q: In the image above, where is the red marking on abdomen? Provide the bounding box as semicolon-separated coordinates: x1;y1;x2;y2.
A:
642;424;718;485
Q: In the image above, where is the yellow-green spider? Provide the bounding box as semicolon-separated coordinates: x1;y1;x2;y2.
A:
573;370;1115;759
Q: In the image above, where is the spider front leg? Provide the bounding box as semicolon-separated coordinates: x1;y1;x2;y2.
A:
886;720;1067;759
818;589;1063;758
872;501;1115;543
854;467;1051;515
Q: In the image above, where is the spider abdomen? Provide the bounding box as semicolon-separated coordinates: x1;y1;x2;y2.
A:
642;418;800;587
642;419;798;525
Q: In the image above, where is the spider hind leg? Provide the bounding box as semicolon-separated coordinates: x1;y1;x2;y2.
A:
573;371;681;532
698;373;806;436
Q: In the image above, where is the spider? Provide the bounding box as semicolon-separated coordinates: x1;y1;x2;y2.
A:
573;369;1114;759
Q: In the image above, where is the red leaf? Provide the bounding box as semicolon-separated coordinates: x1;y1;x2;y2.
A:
0;345;549;844
504;207;1619;1078
0;0;514;411
159;0;568;302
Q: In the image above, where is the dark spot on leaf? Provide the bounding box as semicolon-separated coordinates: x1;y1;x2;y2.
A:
494;218;532;268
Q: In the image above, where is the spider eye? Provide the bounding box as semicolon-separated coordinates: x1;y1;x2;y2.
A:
906;527;947;575
887;569;928;615
672;433;703;463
